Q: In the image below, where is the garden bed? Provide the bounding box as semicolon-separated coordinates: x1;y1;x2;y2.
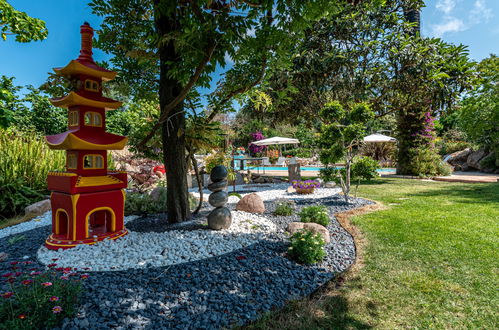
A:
1;185;372;328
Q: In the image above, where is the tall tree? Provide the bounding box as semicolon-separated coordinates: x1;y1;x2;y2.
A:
91;0;342;222
0;0;48;42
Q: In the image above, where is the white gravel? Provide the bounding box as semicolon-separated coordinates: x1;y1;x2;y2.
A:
0;212;52;239
37;211;278;271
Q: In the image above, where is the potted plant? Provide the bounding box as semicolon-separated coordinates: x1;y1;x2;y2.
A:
291;179;321;194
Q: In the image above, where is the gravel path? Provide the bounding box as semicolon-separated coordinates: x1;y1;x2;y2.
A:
1;185;372;329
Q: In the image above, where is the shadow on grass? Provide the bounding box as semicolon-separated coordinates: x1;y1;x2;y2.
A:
407;181;499;205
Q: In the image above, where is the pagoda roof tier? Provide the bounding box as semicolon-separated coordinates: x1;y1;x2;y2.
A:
45;129;127;150
50;91;122;110
54;59;117;81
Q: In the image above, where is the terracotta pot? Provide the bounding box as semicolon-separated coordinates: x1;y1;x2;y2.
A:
296;187;315;194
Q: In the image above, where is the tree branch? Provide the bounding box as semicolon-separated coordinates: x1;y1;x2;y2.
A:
136;38;217;149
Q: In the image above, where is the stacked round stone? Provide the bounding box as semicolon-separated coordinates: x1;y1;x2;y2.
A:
207;165;232;230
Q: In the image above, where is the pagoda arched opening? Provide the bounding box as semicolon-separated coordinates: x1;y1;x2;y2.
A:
85;207;116;238
55;209;70;239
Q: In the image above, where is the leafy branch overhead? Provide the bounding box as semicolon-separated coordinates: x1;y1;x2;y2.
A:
0;0;48;42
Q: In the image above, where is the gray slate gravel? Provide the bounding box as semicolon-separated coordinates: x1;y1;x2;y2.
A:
0;195;373;329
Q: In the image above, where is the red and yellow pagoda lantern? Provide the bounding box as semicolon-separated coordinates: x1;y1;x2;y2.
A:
44;22;128;250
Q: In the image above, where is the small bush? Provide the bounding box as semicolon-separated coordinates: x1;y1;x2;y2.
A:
274;200;294;216
479;152;498;170
287;230;326;264
125;191;166;215
407;147;450;177
319;167;337;183
228;192;242;199
351;156;380;181
299;205;329;226
0;261;83;329
438;140;471;156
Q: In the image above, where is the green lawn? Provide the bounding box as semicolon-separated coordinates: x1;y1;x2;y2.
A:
245;178;499;329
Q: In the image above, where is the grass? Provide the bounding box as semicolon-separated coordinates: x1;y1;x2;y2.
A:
243;178;499;329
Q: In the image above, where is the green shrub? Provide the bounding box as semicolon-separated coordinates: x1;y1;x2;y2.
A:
274;200;294;216
228;192;242;199
287;230;326;264
0;261;82;329
125;191;166;215
351;156;379;181
479;152;498;170
319;167;337;183
407;147;450;177
438;140;471;156
299;205;329;226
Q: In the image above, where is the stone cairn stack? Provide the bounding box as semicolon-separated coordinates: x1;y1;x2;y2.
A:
207;165;232;230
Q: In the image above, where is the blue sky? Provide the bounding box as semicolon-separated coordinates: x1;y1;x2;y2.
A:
1;0;498;92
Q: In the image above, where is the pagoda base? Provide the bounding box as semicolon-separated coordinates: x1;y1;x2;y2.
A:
45;228;128;250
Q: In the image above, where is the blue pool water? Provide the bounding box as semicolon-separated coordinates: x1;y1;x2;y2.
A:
234;165;395;172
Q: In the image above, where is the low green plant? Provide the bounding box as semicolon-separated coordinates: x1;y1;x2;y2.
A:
274;200;294;216
438;140;471;156
299;205;329;226
125;190;166;215
7;235;25;245
351;156;380;197
287;230;326;264
228;192;242;199
0;261;83;329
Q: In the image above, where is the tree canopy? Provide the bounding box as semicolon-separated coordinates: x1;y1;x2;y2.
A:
0;0;48;42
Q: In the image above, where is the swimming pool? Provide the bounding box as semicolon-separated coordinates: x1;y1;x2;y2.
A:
233;165;395;172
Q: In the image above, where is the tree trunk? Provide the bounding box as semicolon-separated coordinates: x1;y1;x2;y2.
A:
156;2;191;223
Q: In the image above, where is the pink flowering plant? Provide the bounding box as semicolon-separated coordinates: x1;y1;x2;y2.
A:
0;260;84;329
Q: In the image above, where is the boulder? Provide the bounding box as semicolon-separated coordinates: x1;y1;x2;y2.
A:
210;165;228;183
467;149;487;169
287;186;296;194
208;191;228;208
207;207;232;230
236;193;265;213
24;199;51;217
149;187;167;203
445;148;471;165
325;182;336;188
207;180;227;192
286;222;331;244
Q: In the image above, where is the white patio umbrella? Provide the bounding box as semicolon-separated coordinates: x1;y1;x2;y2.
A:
363;133;397;143
250;136;300;146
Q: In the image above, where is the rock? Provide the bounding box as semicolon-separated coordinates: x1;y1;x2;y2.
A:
253;176;266;184
207;207;232;230
445;148;472;166
0;252;8;262
325;182;336;188
207;180;227;192
287;186;296;194
208;191;228;208
236;193;265;214
210;165;228;183
24;199;51;217
478;152;497;172
286;222;331;244
149;187;167;203
467;149;487;169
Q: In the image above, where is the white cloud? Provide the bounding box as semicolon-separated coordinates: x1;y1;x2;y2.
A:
436;0;457;14
470;0;493;24
431;17;467;37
